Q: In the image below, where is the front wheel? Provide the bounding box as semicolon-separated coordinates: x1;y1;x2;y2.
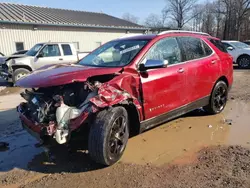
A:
13;68;30;83
88;106;129;166
204;81;228;115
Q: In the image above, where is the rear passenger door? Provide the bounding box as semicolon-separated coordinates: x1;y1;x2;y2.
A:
60;44;78;64
178;37;220;103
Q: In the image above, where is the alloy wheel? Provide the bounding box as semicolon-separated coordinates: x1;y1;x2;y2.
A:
108;116;128;160
213;85;227;112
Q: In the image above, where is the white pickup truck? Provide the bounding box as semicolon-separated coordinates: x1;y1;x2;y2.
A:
1;42;89;82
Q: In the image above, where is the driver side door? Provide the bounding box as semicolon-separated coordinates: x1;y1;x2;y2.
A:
34;44;63;69
140;37;188;120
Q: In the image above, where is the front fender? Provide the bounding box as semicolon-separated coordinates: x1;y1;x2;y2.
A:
11;58;35;71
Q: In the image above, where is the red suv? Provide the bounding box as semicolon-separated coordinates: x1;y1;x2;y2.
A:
16;31;233;166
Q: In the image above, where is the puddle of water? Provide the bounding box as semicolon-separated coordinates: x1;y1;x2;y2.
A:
0;100;249;172
225;101;250;147
122;100;250;166
0;130;42;171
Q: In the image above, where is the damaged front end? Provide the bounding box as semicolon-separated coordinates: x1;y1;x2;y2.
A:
17;78;139;146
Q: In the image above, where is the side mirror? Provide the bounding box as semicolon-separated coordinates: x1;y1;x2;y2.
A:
36;52;44;58
227;46;234;51
139;59;168;71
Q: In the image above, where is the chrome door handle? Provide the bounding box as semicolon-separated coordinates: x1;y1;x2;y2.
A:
178;68;185;73
211;60;217;64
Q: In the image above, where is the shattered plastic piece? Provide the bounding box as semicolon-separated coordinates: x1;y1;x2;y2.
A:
208;125;213;128
223;119;233;126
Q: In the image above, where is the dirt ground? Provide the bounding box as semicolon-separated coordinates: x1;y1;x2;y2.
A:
1;70;250;188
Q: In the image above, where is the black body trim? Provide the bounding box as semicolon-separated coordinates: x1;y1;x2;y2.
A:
140;96;210;132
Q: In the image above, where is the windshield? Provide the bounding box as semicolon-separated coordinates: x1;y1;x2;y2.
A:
79;40;149;67
230;42;250;49
26;44;44;56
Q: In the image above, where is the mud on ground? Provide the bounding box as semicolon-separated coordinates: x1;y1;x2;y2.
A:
1;70;250;188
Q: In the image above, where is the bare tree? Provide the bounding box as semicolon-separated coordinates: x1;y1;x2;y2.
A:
221;0;250;40
144;13;162;28
122;13;139;24
201;3;216;35
191;4;204;31
165;0;198;29
161;7;170;27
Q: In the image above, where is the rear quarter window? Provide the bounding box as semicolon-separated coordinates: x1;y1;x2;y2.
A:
62;44;73;56
208;39;228;53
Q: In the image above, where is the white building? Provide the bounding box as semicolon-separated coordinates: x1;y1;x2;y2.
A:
0;3;147;55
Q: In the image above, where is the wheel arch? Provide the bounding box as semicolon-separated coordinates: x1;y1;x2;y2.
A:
12;65;33;72
217;76;229;87
209;76;229;95
119;102;141;137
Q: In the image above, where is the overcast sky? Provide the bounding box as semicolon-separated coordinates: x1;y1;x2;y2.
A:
4;0;207;22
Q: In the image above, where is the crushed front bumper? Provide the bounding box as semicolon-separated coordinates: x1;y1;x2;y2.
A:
17;103;91;144
17;104;44;142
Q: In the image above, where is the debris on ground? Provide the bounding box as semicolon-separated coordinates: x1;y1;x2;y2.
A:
223;119;233;126
208;125;213;128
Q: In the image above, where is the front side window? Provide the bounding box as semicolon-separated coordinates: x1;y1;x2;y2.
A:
145;37;181;65
41;44;61;57
79;40;149;67
26;44;44;56
179;37;208;61
222;42;233;49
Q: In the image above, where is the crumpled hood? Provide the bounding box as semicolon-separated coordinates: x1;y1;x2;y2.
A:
16;64;122;88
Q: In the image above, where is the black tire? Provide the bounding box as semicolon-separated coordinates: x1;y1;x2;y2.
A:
237;55;250;69
204;81;228;115
88;106;129;166
13;68;30;83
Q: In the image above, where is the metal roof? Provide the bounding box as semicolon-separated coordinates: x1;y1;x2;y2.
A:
0;2;146;30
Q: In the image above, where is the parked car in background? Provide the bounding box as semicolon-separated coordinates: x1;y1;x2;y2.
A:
16;31;233;166
1;50;29;80
222;40;250;69
2;42;89;83
0;52;6;64
243;40;250;45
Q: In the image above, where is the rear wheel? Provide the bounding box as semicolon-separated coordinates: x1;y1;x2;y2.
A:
237;55;250;69
204;81;228;115
13;68;30;83
88;106;129;166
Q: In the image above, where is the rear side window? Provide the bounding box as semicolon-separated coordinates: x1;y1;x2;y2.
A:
209;39;228;53
178;37;210;61
62;44;73;56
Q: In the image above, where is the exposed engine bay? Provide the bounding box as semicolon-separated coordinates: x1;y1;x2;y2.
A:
20;81;100;144
19;75;136;145
21;83;92;124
